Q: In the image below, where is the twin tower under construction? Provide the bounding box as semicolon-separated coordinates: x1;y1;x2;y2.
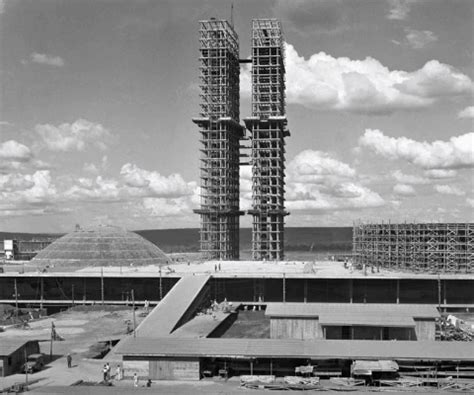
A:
193;18;289;261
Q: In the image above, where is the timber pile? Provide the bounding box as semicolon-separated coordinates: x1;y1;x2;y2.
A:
438;316;474;341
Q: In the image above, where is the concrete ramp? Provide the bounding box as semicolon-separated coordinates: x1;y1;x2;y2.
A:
136;275;210;338
171;310;235;338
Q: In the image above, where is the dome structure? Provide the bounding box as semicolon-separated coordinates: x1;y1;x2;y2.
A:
33;225;170;268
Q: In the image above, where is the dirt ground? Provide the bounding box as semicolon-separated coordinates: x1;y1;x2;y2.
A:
0;305;148;391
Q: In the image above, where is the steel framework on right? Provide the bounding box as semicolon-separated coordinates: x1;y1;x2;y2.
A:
244;19;290;261
353;222;473;273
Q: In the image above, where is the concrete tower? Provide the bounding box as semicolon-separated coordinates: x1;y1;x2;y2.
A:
193;19;243;260
244;19;290;261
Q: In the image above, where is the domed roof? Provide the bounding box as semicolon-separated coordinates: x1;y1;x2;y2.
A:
33;225;170;267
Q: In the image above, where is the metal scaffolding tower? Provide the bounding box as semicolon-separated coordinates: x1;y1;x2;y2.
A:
244;19;290;261
193;19;244;260
353;222;473;273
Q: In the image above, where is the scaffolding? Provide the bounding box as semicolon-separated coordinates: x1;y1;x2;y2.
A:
193;19;243;260
244;19;290;261
353;222;473;273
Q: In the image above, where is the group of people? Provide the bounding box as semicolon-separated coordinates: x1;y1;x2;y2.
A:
214;263;222;272
102;363;122;382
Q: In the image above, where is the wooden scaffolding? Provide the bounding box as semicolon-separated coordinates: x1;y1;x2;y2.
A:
244;19;290;261
353;222;473;273
193;19;243;260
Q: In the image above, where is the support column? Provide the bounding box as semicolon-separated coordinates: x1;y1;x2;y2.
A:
349;279;353;303
396;279;400;304
304;279;308;303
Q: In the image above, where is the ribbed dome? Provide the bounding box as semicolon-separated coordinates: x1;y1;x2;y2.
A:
33;225;170;267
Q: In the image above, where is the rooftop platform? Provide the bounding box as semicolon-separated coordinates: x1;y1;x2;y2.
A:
265;303;440;319
116;337;474;361
135;275;210;337
3;260;473;280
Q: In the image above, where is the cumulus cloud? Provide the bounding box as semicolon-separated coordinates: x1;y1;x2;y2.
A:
30;52;65;67
458;106;474;119
393;183;416;196
392;170;429;184
386;0;413;20
286;182;385;211
0;170;58;212
36;119;111;152
359;129;474;169
467;198;474;208
284;150;384;212
434;184;465;196
241;43;472;114
424;169;457;179
405;28;438;49
287;150;355;183
0;140;32;161
64;176;121;202
120;163;195;198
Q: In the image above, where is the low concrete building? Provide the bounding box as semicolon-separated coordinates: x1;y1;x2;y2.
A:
0;340;39;377
265;303;439;341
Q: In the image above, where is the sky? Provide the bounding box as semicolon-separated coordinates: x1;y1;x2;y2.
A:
0;0;473;233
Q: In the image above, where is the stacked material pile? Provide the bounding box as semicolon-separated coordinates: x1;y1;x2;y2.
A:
439;315;474;341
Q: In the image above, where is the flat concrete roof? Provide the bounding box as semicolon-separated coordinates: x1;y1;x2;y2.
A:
265;303;440;319
135;275;210;337
116;337;474;361
318;314;416;328
3;259;473;280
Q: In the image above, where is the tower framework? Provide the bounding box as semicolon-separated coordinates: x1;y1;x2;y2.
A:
353;222;473;273
244;19;290;261
193;19;243;260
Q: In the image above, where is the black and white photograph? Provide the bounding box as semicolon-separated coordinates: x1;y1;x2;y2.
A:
0;0;473;393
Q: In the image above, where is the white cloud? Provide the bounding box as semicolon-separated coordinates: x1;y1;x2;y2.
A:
241;44;473;114
467;198;474;208
0;140;32;161
0;174;35;192
0;170;58;212
120;163;195;198
359;129;474;169
287;150;355;183
142;197;193;217
393;183;416;196
30;52;65;67
36;119;111;152
286;182;385;211
434;184;465;196
64;176;121;202
405;28;438;49
424;169;457;179
83;163;99;174
387;0;413;20
284;151;384;212
458;106;474;119
392;170;429;184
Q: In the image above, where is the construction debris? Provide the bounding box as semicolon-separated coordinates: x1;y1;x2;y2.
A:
439;315;474;341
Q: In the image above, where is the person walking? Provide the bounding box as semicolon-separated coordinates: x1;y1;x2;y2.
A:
105;363;111;381
102;364;108;382
133;372;139;387
66;353;72;368
115;364;122;380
